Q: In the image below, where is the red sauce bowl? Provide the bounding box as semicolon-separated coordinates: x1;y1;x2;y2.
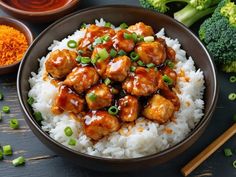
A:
0;0;80;23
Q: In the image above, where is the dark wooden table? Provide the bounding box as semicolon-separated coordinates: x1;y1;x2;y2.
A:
0;1;236;177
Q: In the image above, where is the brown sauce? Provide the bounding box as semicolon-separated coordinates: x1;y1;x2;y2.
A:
3;0;71;12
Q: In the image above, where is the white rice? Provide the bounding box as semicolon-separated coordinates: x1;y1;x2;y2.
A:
28;19;205;158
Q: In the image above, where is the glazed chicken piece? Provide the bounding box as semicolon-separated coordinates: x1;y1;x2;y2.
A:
51;85;84;115
63;66;99;94
118;95;139;122
78;25;115;56
142;94;175;124
112;29;135;53
127;22;154;37
135;41;166;65
122;67;158;96
167;47;176;60
83;111;120;140
45;49;77;79
85;84;113;110
161;66;177;86
105;56;131;82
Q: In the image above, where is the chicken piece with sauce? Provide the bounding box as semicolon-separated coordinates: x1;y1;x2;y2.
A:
128;22;154;37
51;85;84;115
83;111;120;140
142;94;175;124
135;41;166;65
45;49;77;79
105;56;131;82
122;67;159;96
85;84;113;110
64;66;99;94
118;95;139;122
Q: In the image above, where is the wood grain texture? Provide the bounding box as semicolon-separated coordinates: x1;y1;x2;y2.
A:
0;1;236;176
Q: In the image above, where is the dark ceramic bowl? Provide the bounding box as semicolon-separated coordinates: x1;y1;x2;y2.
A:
0;17;33;75
17;5;218;172
0;0;79;23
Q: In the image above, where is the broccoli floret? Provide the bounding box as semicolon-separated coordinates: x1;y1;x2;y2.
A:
139;0;220;27
199;0;236;72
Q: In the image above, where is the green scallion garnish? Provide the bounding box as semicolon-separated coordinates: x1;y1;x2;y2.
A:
76;56;82;63
104;22;112;27
119;22;128;29
110;49;117;58
130;51;139;61
78;50;84;55
108;106;119;115
0;149;3;160
228;93;236;101
87;92;97;101
146;63;155;68
0;92;3;100
88;45;94;51
166;60;175;69
144;36;154;42
80;57;91;64
224;148;233;157
104;78;111;86
162;74;173;85
68;138;76;146
27;97;35;106
34;112;43;122
229;76;236;83
130;66;136;72
64;126;73;137
3;145;12;156
80;23;86;29
0;112;2;121
137;60;145;66
137;35;144;42
233;160;236;168
67;40;77;49
12;156;25;166
124;32;132;40
118;50;126;56
9;118;19;129
102;35;110;42
93;37;103;46
2;106;10;113
97;48;109;61
131;33;138;42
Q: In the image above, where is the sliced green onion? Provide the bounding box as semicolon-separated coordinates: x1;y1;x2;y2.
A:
76;56;82;63
0;92;3;100
0;149;3;160
68;138;76;146
27;97;35;106
2;106;10;113
9;119;19;129
118;50;126;56
77;50;84;55
64;126;73;137
108;106;119;115
91;55;99;64
88;45;94;51
93;37;102;46
130;66;136;72
34;112;43;122
110;49;117;58
80;23;86;29
3;145;12;156
131;33;138;42
80;57;91;64
104;78;111;86
154;67;158;72
102;35;110;42
233;160;236;168
166;60;175;69
162;74;173;85
67;40;77;49
87;92;97;101
224;148;233;157
12;156;25;166
0;112;2;121
229;76;236;83
233;114;236;122
119;22;128;29
130;51;139;61
111;88;119;94
137;60;145;66
104;22;112;27
228;93;236;101
137;35;144;42
124;33;132;40
144;36;154;42
146;63;155;68
97;48;109;61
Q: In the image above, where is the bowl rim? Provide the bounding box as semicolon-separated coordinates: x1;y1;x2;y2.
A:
17;5;219;162
0;0;79;16
0;16;33;70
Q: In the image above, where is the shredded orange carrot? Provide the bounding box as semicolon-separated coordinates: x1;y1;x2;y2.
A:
0;25;28;66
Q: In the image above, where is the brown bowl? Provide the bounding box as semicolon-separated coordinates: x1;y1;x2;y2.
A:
0;0;80;23
0;17;33;75
17;5;218;172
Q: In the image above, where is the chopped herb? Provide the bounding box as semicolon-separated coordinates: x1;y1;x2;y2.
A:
144;36;154;42
104;22;112;27
233;160;236;169
137;60;145;66
124;33;132;40
77;50;84;55
224;148;233;157
80;23;87;29
111;88;119;94
118;50;126;56
3;145;12;156
137;35;144;42
108;106;119;115
0;112;2;121
0;92;3;100
93;37;102;46
0;149;3;160
130;51;139;61
110;49;117;58
76;56;82;63
97;48;109;61
87;92;97;101
104;78;111;86
88;45;94;51
9;118;19;129
80;57;91;64
228;93;236;101
162;74;173;85
12;156;25;166
33;112;43;122
68;138;76;146
67;40;77;49
27;97;35;106
119;22;128;29
130;66;136;72
166;60;175;69
2;106;10;113
64;126;73;137
146;63;155;68
102;35;110;42
229;76;236;83
131;33;138;42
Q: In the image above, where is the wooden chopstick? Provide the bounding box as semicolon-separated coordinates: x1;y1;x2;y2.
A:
181;123;236;176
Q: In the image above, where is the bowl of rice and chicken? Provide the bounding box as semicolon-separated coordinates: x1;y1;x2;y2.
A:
17;5;218;171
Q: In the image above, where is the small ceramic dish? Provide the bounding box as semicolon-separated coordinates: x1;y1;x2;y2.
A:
0;0;80;23
0;17;33;75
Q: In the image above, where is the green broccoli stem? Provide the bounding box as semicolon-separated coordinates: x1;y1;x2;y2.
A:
174;4;217;27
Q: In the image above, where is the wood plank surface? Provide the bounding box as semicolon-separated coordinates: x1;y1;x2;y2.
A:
0;1;236;177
